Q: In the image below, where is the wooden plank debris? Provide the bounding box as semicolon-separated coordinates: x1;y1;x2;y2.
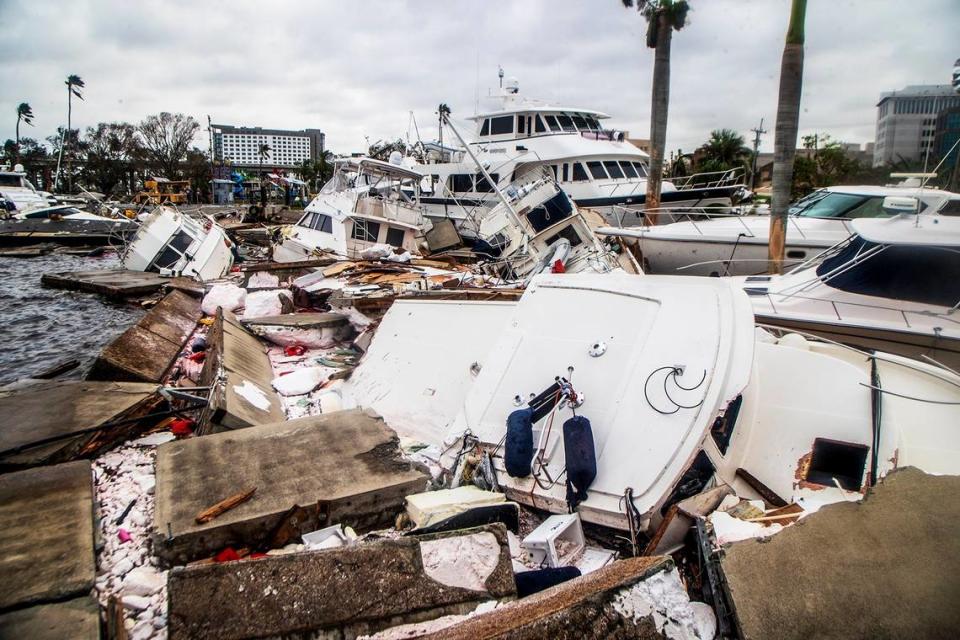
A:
195;487;257;524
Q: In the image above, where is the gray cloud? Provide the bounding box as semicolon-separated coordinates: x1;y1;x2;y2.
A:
1;0;958;155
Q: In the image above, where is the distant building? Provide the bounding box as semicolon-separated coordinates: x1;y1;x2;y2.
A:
626;137;651;155
934;107;960;169
873;85;960;167
212;124;325;169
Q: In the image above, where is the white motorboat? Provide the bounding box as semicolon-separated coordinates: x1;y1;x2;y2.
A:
470;167;627;281
346;273;960;532
0;164;57;212
0;204;134;246
733;214;960;371
121;206;234;281
412;77;746;238
597;183;960;276
273;157;428;262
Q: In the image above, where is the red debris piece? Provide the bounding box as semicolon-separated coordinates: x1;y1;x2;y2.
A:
170;417;195;437
118;528;132;543
187;351;206;363
551;259;566;274
215;547;240;563
284;345;307;356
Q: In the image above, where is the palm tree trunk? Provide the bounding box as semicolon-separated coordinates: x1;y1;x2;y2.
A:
14;117;20;166
66;87;73;193
645;11;672;225
768;0;807;274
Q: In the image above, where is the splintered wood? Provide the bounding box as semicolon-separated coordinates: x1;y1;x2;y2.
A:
195;487;257;524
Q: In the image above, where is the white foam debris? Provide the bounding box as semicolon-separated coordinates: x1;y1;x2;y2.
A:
272;367;328;397
93;442;168;640
709;510;784;546
201;282;246;315
233;379;271;410
247;271;280;288
611;566;705;640
419;532;500;592
242;289;293;318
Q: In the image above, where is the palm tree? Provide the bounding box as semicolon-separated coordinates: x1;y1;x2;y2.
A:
768;0;807;274
437;103;451;150
14;103;34;165
623;0;690;225
698;129;751;174
55;74;85;192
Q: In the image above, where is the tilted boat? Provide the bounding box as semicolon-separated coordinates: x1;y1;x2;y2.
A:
121;206;234;281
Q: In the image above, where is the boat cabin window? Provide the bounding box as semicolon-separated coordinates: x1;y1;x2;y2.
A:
448;174;474;193
571;115;588;130
489;115;514;136
710;395;742;455
556;114;576;132
535;115;546;133
480;119;490;136
300;211;333;233
542;220;583;247
572;163;589;182
941;200;960;216
816;235;960;306
633;162;648;178
586;161;607;180
385;226;406;248
793;191;916;219
587;117;602;130
0;175;23;187
620;161;639;179
544;115;561;132
603;161;625;179
474;173;499;192
527;191;575;232
351;219;381;243
517;115;526;134
561;164;569;182
805;438;869;491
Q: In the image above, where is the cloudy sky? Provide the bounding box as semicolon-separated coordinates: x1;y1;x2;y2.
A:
1;0;957;156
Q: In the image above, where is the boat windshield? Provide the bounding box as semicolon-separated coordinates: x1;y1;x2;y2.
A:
815;235;960;306
0;175;25;187
791;190;924;219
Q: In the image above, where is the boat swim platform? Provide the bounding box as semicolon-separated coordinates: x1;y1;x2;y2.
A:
41;269;171;299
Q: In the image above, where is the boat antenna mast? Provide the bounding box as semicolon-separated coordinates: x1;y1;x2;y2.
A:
439;107;523;229
498;65;504;89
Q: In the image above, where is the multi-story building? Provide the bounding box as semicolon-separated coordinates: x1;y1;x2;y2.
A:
873;85;960;167
212;124;325;169
934;107;960;169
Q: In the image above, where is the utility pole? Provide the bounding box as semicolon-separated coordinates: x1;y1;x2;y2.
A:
749;118;767;190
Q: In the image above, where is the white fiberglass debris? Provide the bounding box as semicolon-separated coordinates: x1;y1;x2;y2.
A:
340;306;374;332
611;566;704;640
419;531;500;592
233;380;271;410
384;250;412;263
242;289;293;318
359;244;394;260
247;271;280;288
201;282;246;315
709;510;784;546
130;432;176;447
272;367;328;397
250;326;342;349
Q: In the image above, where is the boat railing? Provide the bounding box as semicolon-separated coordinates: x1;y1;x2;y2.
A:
602;205;813;241
668;167;747;191
756;289;960;330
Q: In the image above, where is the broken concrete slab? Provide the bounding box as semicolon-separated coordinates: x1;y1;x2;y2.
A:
0;461;95;611
196;309;285;434
0;596;100;639
0;380;160;469
88;289;201;383
418;556;698;640
153;408;430;563
167;524;515;640
40;269;169;299
720;467;960;640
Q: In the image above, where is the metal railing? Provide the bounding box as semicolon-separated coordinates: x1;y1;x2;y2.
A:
668;167;746;191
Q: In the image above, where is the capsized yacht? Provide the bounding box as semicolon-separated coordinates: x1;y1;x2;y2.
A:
734;214;960;371
273;156;428;262
597;183;960;276
121;206;234;281
412;77;746;237
345;273;960;532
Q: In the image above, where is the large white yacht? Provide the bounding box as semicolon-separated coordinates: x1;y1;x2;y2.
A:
598;183;960;276
734;214;960;371
413;77;746;237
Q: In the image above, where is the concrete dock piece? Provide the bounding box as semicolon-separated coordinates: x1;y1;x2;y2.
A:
153;408;430;563
0;380;160;469
196;309;284;434
0;596;100;639
419;556;683;640
719;467;960;640
88;289;202;383
0;461;95;611
167;524;516;640
40;269;169;299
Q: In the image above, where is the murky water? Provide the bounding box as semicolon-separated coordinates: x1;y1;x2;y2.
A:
0;252;145;385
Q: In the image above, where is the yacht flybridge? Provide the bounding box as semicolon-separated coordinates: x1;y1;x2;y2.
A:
413;77;746;236
273;156;428;262
736;214;960;371
346;273;960;532
598;183;960;276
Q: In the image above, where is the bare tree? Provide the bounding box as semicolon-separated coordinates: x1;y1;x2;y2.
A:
138;112;201;179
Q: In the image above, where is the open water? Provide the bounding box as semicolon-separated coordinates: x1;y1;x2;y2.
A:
0;252;145;385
